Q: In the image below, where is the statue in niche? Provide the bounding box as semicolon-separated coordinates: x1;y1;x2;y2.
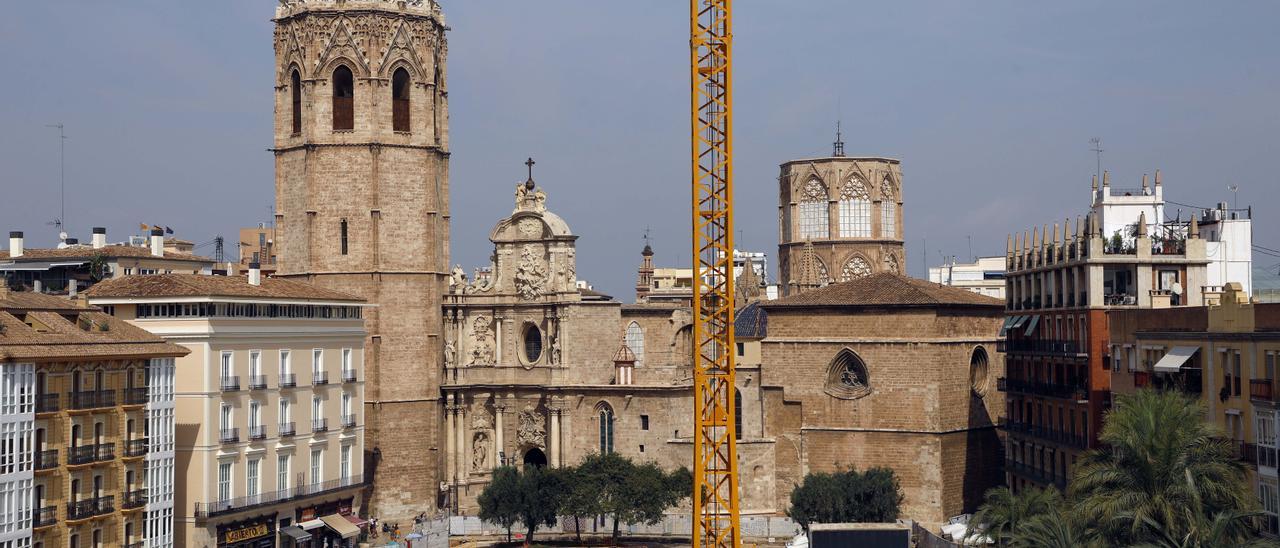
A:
473;432;489;470
550;334;562;365
565;250;577;287
469;316;495;366
517;406;546;448
514;245;547;301
444;339;456;368
472;406;492;431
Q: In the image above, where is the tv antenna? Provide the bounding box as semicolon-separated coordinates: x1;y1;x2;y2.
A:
1227;184;1240;210
1089;137;1103;180
46;123;67;237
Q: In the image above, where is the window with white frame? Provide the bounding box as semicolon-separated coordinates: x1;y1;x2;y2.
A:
341;392;351;418
279;398;290;424
1261;479;1280;536
219;403;231;433
313;396;322;421
249;350;261;379
1112;346;1122;372
310;448;322;484
341;348;352;376
217;462;231;502
277;454;290;492
249;400;260;429
797;179;829;239
838;177;871;238
280;350;291;377
220;351;233;381
340;444;351;480
625;322;644;366
247;458;260;498
880;179;896;239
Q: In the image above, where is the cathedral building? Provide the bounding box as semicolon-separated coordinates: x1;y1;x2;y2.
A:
271;0;450;519
777;141;905;294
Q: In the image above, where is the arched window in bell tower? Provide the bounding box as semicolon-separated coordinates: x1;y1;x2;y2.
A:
332;65;355;131
392;68;411;132
290;69;302;135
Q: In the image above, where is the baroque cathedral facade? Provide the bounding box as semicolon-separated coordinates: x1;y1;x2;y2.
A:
270;0;1004;528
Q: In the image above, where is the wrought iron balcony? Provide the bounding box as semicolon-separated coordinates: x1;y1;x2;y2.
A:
312;418;328;433
194;474;365;519
67;496;114;521
1251;379;1278;404
249;375;268;390
249;425;267;440
1001;420;1088;449
124;438;148;458
341;414;356;428
36;393;59;414
219;428;239;443
279;373;297;388
312;371;329;385
35;449;58;470
1000;339;1086;356
32;506;56;528
122;489;147;509
998;378;1089;400
342;369;357;383
123;387;148;406
67;443;114;465
279;422;296;437
220;376;241;392
1005;460;1067;491
68;390;116;410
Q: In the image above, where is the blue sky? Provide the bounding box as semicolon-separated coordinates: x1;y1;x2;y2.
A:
2;1;1277;297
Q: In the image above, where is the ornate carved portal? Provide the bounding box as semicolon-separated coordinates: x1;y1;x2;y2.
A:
517;406;546;449
514;245;547;300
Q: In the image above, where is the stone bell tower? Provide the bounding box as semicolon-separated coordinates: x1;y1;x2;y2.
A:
273;0;450;519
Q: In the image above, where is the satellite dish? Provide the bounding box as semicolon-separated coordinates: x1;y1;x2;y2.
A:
1172;282;1184;295
59;231;68;241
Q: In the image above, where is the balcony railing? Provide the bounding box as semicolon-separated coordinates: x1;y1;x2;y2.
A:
341;414;356;428
219;428;240;444
312;418;328;433
123;489;147;509
999;339;1086;356
249;375;268;390
342;369;357;383
194;474;366;519
312;372;329;385
67;496;114;521
279;422;296;437
1251;379;1278;404
1005;460;1068;491
124;438;148;458
36;393;59;414
249;425;267;440
67;443;114;465
220;376;240;392
1258;443;1279;469
279;373;297;388
1238;442;1259;466
998;378;1089;400
68;390;116;410
1002;420;1088;449
123;387;148;406
35;449;58;470
32;506;56;528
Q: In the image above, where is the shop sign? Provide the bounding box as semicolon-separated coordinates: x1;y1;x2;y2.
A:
222;522;271;544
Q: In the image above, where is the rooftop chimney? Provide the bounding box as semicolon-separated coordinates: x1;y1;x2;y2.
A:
8;232;23;258
92;227;107;249
149;228;164;257
248;262;262;286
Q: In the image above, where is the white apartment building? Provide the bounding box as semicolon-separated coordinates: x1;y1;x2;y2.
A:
85;269;368;548
928;256;1007;299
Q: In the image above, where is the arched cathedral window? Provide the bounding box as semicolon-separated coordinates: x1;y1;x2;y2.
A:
797;179;829;239
291;69;302;135
840;256;872;282
332;65;355;131
970;346;990;397
597;403;615;454
625;322;644;366
880;179;897;239
838;177;871;238
824;348;871;400
392;68;411;132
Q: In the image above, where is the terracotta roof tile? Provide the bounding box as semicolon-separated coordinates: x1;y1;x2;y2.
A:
765;273;1004;309
0;291;189;361
83;274;364;302
0;245;212;263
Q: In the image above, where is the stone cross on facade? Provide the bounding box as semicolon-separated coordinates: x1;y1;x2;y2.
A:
525;157;536;184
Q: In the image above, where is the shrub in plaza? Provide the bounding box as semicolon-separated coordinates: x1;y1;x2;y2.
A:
786;466;903;531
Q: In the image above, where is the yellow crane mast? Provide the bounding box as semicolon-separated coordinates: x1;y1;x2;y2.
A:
689;1;741;547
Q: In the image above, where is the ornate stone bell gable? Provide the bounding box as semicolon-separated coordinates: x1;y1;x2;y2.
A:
481;168;582;300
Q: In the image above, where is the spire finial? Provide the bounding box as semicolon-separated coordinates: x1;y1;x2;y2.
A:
832;121;845;157
524;157;536;190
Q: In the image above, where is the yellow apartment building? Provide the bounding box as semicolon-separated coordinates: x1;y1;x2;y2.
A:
85;270;368;547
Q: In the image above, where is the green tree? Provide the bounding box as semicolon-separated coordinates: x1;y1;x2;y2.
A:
477;466;520;543
1135;510;1274;548
971;486;1063;546
572;453;690;546
558;464;598;542
1072;388;1254;545
514;465;566;545
786;467;903;531
1006;506;1098;548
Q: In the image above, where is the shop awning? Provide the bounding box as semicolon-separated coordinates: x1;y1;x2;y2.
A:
1023;315;1041;337
998;316;1019;337
1010;315;1031;330
344;514;369;528
321;514;361;539
1153;346;1200;373
280;525;312;542
298;519;325;531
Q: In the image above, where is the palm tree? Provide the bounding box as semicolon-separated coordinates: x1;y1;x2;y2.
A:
1006;507;1099;548
1071;388;1253;545
1134;510;1274;548
971;486;1063;545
